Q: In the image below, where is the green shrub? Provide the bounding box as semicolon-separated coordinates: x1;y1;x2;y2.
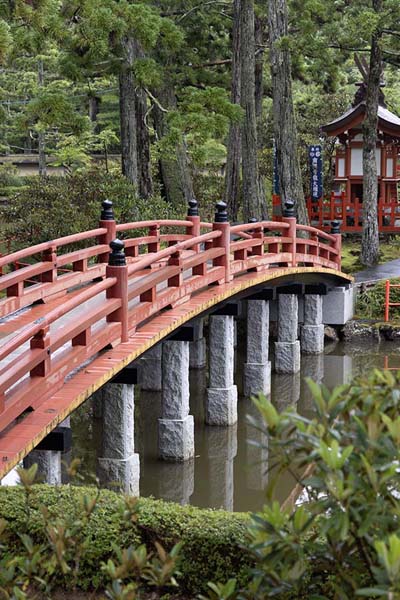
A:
0;169;183;251
0;481;251;595
233;370;400;598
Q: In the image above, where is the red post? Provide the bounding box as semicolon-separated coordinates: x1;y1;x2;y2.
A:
187;199;201;252
98;199;117;263
385;279;390;322
106;239;129;342
330;220;342;270
212;201;231;283
281;200;297;267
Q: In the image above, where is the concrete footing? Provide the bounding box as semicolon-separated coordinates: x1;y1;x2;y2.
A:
97;382;140;495
159;340;194;461
244;300;271;397
206;315;237;425
140;344;162;391
275;294;300;373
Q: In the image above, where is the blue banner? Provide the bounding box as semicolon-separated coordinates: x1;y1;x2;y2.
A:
309;145;323;200
273;140;280;195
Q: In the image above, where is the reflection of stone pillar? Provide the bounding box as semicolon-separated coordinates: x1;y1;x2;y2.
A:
207;425;238;510
140;344;162;391
97;383;140;495
157;460;195;505
244;300;271;397
273;373;301;412
301;295;324;354
275;294;300;373
189;318;206;369
246;402;268;491
206;315;238;425
300;354;325;415
23;450;62;485
159;341;194;461
324;354;353;388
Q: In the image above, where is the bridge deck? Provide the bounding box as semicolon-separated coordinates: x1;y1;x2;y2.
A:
0;265;351;477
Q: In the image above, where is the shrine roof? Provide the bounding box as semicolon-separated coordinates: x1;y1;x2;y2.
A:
321;102;400;138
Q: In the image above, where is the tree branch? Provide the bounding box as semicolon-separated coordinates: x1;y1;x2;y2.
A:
176;1;231;22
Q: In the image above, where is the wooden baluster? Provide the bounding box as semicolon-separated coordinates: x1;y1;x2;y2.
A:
106;239;129;342
148;224;160;254
30;325;51;377
212;201;231;283
167;248;183;289
41;246;58;283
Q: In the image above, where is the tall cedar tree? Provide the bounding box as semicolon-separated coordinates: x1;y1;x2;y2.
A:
268;0;308;224
240;0;266;221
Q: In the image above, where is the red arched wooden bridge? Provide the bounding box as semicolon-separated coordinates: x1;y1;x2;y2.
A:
0;200;352;478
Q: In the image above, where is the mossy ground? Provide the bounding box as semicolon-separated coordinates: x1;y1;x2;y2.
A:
341;238;400;274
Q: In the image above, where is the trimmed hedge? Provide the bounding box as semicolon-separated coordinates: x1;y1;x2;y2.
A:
0;485;252;594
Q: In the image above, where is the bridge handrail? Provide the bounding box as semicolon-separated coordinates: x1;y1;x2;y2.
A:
295;223;337;242
0;228;108;270
127;230;221;276
0;277;116;366
230;221;290;234
116;219;193;232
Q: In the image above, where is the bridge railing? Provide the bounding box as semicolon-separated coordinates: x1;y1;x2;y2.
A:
0;198;342;433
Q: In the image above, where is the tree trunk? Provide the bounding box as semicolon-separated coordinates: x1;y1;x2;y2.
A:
268;0;308;224
37;60;46;178
136;88;153;198
240;0;266;221
153;84;194;207
119;36;138;187
360;2;382;267
89;96;101;130
224;0;242;221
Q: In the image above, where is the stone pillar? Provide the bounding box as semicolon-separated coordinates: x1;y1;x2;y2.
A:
97;383;140;495
189;318;206;369
275;294;300;373
23;450;62;485
207;425;237;510
157;460;195;505
206;315;238;425
140;344;162;391
243;300;271;397
159;341;194;461
301;294;324;354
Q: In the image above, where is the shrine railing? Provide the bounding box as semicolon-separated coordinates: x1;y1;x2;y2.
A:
0;199;342;433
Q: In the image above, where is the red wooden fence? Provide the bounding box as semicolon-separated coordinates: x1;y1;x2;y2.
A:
0;199;342;435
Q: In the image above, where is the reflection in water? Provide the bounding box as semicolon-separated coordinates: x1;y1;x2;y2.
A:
65;341;400;511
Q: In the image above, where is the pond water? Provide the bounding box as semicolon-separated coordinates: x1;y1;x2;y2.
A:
70;338;400;513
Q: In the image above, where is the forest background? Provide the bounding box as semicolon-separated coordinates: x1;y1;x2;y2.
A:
1;0;400;265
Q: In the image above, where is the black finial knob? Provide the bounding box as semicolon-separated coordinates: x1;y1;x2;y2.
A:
283;200;295;218
101;199;114;221
187;198;199;217
331;220;341;234
109;239;126;266
215;201;228;223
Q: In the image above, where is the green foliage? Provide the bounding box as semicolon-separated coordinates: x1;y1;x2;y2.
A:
0;483;251;595
240;370;400;598
0;170;181;250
